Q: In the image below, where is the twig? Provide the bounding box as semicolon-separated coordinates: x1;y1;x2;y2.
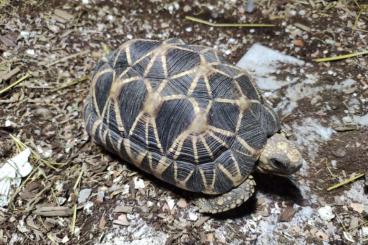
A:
185;16;275;28
26;183;52;211
348;220;368;231
70;204;77;234
70;169;84;234
10;134;61;170
40;50;89;67
73;169;84;190
0;72;32;95
51;75;89;92
327;173;365;191
314;50;368;62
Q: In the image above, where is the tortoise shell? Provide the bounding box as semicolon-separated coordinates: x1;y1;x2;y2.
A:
84;39;280;195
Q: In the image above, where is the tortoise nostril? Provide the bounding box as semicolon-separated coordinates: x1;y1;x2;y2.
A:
270;158;285;169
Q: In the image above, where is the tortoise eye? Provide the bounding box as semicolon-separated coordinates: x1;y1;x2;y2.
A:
270;158;285;169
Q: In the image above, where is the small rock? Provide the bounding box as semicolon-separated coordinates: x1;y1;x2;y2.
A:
318;206;335;221
26;49;35;56
133;177;145;189
206;233;214;243
187;212;198;221
5;119;16;128
185;27;192;32
245;0;255;13
78;189;92;204
33;107;53;119
361;227;368;237
183;5;191;12
61;235;69;244
20;31;30;39
332;148;346;158
177;198;188;208
113;214;130;226
83;201;94;214
293;39;304;47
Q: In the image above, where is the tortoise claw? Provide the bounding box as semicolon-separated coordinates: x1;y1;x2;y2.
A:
194;176;256;213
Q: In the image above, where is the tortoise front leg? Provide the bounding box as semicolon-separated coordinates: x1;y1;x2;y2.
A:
194;175;256;213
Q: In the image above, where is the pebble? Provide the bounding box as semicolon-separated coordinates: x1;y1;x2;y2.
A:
5;119;16;128
183;5;191;12
188;211;198;221
78;188;92;204
133;177;145;189
332;148;346;158
318;206;335;221
83;201;94;214
177;198;188;208
20;31;30;39
185;27;192;32
26;49;35;56
362;227;368;237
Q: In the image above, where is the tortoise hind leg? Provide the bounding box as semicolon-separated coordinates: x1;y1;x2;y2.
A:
194;176;256;214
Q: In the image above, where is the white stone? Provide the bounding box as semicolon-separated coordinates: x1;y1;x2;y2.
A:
26;49;35;56
188;211;198;221
361;227;368;237
20;31;30;39
133;177;145;189
78;188;92;204
185;27;192;32
318;206;335;221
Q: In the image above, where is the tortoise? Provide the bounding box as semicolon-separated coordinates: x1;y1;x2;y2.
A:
83;38;303;213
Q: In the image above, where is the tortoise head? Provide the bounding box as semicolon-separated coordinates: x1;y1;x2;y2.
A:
257;133;302;176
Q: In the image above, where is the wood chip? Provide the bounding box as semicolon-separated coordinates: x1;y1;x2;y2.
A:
33;206;73;217
350;203;364;213
279;206;298;222
0;67;21;82
54;9;74;22
99;214;107;230
113;205;133;214
193;216;210;227
294;22;311;32
0;34;17;47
